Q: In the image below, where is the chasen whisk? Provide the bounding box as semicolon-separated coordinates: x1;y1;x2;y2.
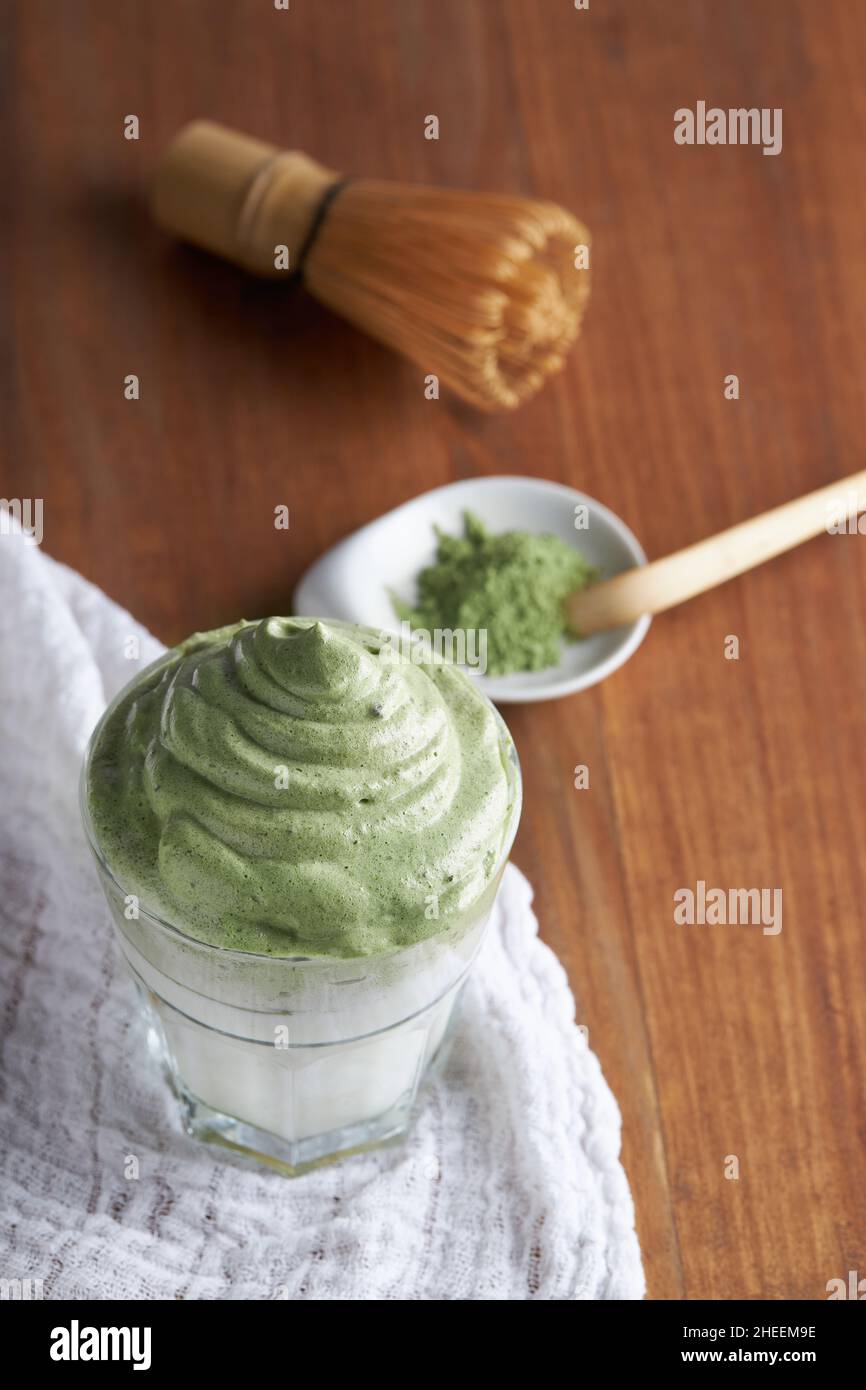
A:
152;121;590;411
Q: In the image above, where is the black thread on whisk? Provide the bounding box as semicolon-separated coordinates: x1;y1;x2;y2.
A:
293;177;353;281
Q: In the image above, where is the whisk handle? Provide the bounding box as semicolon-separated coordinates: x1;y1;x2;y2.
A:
567;470;866;635
152;120;340;276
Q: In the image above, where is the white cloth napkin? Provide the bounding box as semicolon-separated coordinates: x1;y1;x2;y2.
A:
0;526;644;1300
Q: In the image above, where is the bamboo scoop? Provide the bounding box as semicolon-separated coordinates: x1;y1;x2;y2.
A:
567;470;866;636
151;120;591;411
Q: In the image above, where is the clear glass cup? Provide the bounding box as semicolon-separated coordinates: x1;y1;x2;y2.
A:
80;672;521;1177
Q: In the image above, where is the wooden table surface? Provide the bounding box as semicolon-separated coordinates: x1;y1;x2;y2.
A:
5;0;866;1300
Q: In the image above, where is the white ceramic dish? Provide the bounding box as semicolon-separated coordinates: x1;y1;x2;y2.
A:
294;475;651;702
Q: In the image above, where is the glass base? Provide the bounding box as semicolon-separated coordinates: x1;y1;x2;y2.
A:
178;1082;412;1177
139;981;462;1177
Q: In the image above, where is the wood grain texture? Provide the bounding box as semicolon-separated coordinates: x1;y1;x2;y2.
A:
4;0;866;1300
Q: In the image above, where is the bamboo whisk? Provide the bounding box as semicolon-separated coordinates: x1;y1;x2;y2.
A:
152;121;591;411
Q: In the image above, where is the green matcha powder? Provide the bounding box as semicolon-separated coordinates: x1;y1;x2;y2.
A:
394;511;597;676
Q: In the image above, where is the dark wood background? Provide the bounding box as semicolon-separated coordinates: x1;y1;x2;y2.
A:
4;0;866;1300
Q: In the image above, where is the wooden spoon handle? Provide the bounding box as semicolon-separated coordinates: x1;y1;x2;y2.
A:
567;470;866;636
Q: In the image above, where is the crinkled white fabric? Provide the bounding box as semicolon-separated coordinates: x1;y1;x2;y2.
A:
0;527;644;1300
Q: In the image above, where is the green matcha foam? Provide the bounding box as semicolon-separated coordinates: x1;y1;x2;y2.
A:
85;618;514;959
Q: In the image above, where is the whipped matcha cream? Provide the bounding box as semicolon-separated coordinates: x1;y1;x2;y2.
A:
86;618;513;959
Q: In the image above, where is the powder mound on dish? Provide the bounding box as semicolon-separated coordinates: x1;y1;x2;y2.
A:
394;511;597;675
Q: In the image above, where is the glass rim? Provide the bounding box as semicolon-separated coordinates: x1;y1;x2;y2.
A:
79;643;523;966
